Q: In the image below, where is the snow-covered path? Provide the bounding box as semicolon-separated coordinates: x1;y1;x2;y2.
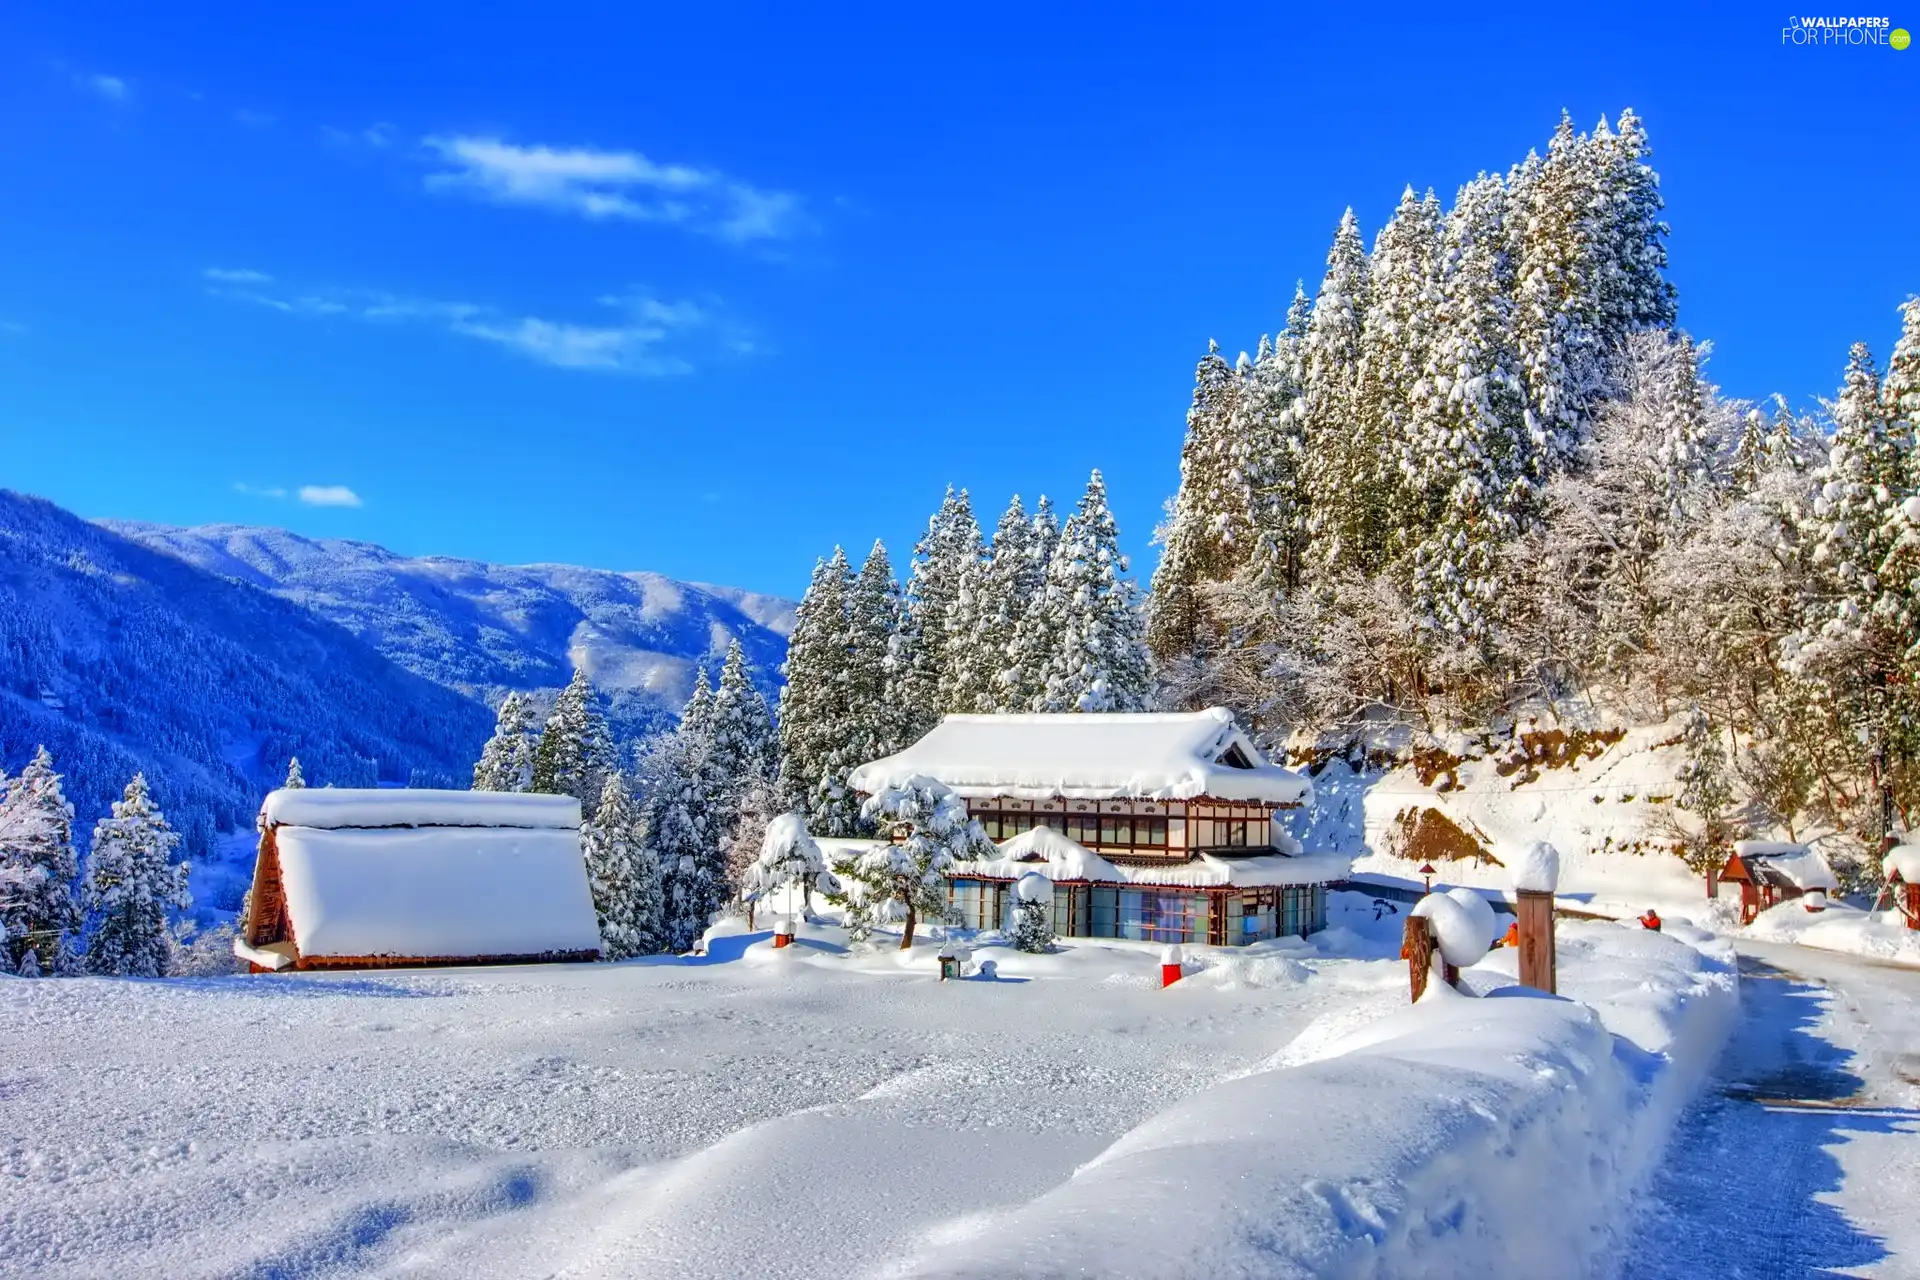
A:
1623;941;1920;1279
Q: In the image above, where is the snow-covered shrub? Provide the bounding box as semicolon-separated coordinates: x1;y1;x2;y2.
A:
743;813;838;924
835;776;985;947
1011;871;1054;953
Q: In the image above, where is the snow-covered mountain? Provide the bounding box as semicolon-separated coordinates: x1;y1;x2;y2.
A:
0;491;495;863
103;520;795;741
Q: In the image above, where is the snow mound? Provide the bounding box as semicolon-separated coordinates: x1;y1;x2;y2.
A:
1013;871;1052;903
1411;890;1493;969
1512;840;1562;894
1745;897;1920;967
1883;843;1920;884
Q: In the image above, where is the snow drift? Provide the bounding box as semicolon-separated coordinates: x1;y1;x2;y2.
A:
896;921;1736;1279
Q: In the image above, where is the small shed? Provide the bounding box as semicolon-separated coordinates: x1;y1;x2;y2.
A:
1718;840;1838;925
235;788;602;971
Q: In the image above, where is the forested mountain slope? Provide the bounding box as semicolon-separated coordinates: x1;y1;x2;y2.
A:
0;490;493;857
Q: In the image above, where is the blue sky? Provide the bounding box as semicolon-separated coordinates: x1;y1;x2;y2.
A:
3;3;1916;598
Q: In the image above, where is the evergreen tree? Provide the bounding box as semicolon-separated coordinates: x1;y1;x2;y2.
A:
945;495;1036;713
1592;108;1679;344
1353;185;1443;566
843;541;911;804
1300;208;1374;577
742;811;838;926
703;640;778;900
1675;706;1735;875
472;692;536;792
1406;174;1529;641
645;700;719;953
725;774;787;920
1889;297;1920;450
1147;340;1256;664
1514;112;1609;482
582;774;659;960
1729;407;1771;492
836;777;983;948
0;747;82;973
282;756;306;790
530;670;614;804
1034;471;1152;712
778;549;857;831
900;488;984;732
999;496;1062;711
1011;872;1055;953
1243;308;1314;597
81;773;190;978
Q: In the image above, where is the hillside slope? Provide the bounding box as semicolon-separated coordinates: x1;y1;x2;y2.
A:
104;521;794;739
0;491;493;860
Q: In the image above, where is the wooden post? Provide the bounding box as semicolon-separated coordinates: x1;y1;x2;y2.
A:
1905;882;1920;933
1705;866;1718;900
1514;888;1556;995
1402;916;1434;1001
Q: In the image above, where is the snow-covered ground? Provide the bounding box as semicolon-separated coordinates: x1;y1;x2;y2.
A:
1;893;1753;1279
0;899;1413;1279
1623;940;1920;1278
1744;896;1920;968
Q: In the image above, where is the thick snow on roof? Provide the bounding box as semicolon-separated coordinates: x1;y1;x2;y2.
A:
262;788;582;831
274;826;601;959
847;708;1313;804
953;824;1348;889
1732;840;1838;892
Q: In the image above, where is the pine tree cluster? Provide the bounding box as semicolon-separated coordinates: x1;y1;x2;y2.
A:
778;471;1150;836
1142;107;1920;886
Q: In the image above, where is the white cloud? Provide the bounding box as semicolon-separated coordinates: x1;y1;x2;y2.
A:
77;73;129;103
206;274;731;376
298;485;363;508
204;267;275;285
422;135;805;243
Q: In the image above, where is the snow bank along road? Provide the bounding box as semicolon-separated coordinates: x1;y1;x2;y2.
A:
0;921;1409;1279
1624;940;1920;1279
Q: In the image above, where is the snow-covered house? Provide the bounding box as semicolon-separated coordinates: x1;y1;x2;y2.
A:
235;789;602;972
847;709;1343;946
1718;839;1837;924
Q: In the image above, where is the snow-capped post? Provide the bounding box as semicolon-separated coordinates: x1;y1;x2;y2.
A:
1884;845;1920;931
773;915;796;948
1406;889;1496;1001
1511;841;1560;994
1161;943;1184;988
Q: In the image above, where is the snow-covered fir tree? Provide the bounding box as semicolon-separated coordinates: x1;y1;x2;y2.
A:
725;774;786;919
944;494;1040;713
778;549;857;831
1242;305;1314;597
282;756;306;790
742;812;838;926
998;495;1061;712
1300;207;1374;577
1147;340;1256;665
81;773;191;978
1674;706;1736;874
1406;173;1529;642
581;774;660;960
843;541;911;809
703;640;779;899
900;487;983;733
1513;113;1610;482
472;692;537;792
1031;471;1152;712
0;747;83;973
645;696;719;953
1353;185;1443;567
1011;872;1055;953
1591;109;1678;347
836;776;983;947
530;670;614;804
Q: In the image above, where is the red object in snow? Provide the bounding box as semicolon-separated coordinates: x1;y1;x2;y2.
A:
772;931;793;949
1161;962;1182;987
1639;909;1662;931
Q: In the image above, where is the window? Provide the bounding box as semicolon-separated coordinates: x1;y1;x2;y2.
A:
1099;815;1132;845
1115;890;1209;943
969;809;1172;853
